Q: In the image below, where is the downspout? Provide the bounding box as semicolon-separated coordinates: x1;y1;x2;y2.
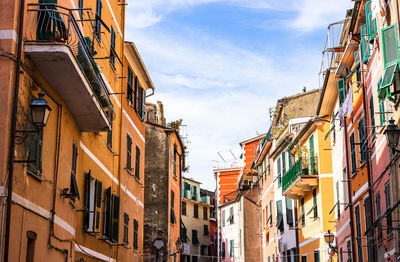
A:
360;54;376;261
4;0;25;260
344;116;356;262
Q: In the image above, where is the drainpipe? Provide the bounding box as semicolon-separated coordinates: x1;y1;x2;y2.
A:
344;116;356;262
360;53;376;261
4;0;25;260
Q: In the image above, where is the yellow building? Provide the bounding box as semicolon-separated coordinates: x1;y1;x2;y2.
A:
282;117;336;262
181;177;214;261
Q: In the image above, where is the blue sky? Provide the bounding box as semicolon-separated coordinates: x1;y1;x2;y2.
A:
125;0;353;190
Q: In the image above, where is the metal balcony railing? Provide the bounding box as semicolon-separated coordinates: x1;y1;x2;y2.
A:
25;3;114;123
282;157;318;191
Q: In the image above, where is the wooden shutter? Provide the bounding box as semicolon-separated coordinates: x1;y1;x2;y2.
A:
134;77;139;112
104;187;111;238
94;180;102;231
338;78;346;105
111;194;120;242
361;24;370;63
84;171;91;231
382;24;399;67
135;146;140;178
141;88;146;120
133;219;138;249
350;133;357;173
123;213;129;244
95;0;102;42
126;134;132;170
127;68;133;103
28;128;43;175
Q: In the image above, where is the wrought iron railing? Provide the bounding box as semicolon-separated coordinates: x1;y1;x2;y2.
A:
25;3;114;123
282;156;318;191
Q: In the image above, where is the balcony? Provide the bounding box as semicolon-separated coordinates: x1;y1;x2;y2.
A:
282;157;318;199
24;3;114;132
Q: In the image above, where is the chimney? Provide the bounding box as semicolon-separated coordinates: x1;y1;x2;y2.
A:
302;86;307;93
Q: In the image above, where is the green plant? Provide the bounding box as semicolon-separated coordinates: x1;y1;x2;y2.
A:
168;119;183;130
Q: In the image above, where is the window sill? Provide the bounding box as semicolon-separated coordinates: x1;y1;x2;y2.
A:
134;175;142;185
125;167;134;176
27;170;43;182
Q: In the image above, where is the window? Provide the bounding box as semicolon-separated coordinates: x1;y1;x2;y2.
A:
103;187;120;242
340;247;343;262
27;127;43;176
301;198;305;226
358;118;367;163
309;135;316;174
376;192;383;243
314;250;320;262
173;147;177;176
355;205;363;262
110;26;115;70
26;231;37;262
347;240;351;262
338;78;346;105
84;171;102;232
127;67;133;103
363;196;373;261
221;242;225;258
126;134;132;171
203;206;208;220
229;239;234;257
312;188;318;218
366;1;377;39
385;182;393;237
78;0;83;19
135;146;140;179
192;256;197;262
182;201;186;216
301;255;307;262
277;157;282;187
123;213;129;244
286;197;293;226
350;132;357;174
94;0;102;42
192;230;199;244
228;206;234;224
170;190;176;224
133;219;138;250
222;210;225;227
191;185;197;201
194;204;198;218
370;97;376;139
282;152;286;175
336;181;341;218
70;142;79;199
107;125;112;148
203;225;209;235
379;99;386;125
276;200;283;232
134;77;139;112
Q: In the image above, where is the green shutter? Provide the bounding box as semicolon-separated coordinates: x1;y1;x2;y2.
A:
380;62;398;90
378;76;386;100
382;24;399;67
127;134;132;170
361;24;370;63
95;180;102;231
350;133;357;173
282;152;286;174
309;134;315;173
366;1;377;39
354;50;360;66
358;119;367;163
379;98;386;125
338;78;346;105
111;194;120;242
104;187;112;238
28;128;43;174
134;77;139;112
370;97;376;138
127;68;133;103
141;88;146;120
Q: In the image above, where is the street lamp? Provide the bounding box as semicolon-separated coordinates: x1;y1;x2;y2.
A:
324;230;337;254
30;92;52;127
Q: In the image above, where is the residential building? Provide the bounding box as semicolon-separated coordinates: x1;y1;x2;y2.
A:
269;89;321;262
254;130;277;261
219;197;241;261
0;0;154;261
181;178;214;261
143;109;185;261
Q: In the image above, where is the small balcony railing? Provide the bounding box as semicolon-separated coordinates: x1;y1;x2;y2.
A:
24;3;114;130
282;157;319;197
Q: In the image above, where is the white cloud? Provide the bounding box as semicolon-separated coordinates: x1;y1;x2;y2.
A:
289;0;354;32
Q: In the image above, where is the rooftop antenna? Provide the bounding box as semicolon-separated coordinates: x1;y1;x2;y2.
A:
229;149;237;160
217;152;226;162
